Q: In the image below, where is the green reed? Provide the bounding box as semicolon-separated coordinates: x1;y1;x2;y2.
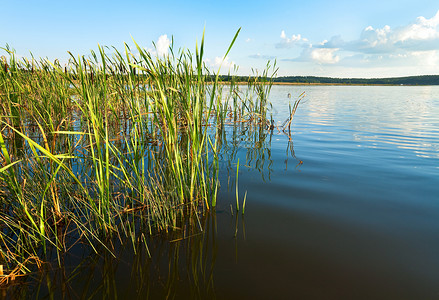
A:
4;212;218;299
0;30;277;279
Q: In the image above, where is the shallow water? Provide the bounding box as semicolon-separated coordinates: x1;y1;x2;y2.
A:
10;85;439;299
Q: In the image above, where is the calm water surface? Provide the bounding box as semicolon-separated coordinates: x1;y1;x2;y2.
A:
17;85;439;299
212;85;439;299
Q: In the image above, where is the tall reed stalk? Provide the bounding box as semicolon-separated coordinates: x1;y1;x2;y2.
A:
0;30;278;279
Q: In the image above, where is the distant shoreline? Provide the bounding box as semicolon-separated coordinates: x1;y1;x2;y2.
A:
216;75;439;86
272;75;439;86
271;82;425;86
218;81;433;86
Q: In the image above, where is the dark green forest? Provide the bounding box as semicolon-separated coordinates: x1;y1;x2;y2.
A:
215;75;439;85
273;75;439;85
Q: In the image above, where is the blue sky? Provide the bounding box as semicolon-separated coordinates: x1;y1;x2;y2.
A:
1;0;439;78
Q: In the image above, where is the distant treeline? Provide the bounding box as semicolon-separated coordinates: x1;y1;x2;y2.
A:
213;75;439;85
272;75;439;85
3;60;438;85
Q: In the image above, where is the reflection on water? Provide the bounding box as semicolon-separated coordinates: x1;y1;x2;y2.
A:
3;85;439;299
4;213;225;299
214;85;439;298
281;85;439;159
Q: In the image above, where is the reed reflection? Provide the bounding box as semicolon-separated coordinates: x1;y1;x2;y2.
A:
3;213;218;299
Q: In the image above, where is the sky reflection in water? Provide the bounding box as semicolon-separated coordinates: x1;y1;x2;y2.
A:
10;85;439;299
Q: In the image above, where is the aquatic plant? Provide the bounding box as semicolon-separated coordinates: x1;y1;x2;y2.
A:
0;29;278;281
2;212;218;299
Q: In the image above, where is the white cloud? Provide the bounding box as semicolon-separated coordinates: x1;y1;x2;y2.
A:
337;49;439;73
156;34;170;57
282;46;340;65
311;48;340;64
277;30;309;48
205;56;236;70
280;30;286;39
398;10;439;41
214;56;224;66
348;10;439;53
215;56;235;69
278;9;439;72
359;25;392;49
316;35;345;48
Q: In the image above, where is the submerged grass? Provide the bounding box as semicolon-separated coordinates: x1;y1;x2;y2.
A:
0;30;282;281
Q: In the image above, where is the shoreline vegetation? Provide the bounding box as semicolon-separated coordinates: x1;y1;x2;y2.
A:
216;75;439;86
0;30;302;285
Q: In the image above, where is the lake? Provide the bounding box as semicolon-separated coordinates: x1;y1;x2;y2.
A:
212;85;439;299
11;85;439;299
